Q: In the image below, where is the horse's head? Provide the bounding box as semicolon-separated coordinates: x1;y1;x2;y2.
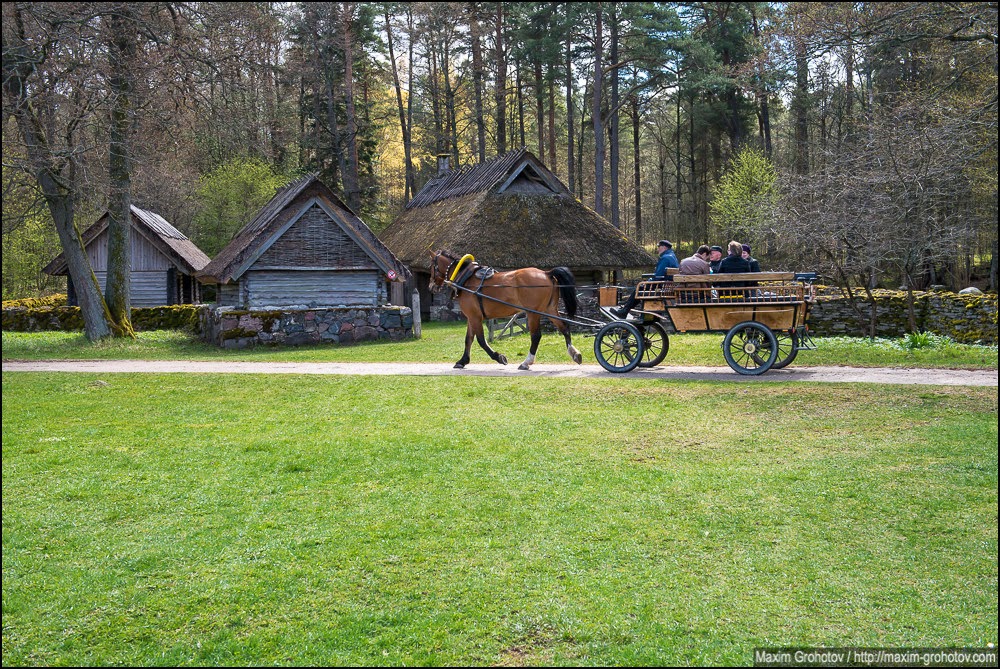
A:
428;249;454;294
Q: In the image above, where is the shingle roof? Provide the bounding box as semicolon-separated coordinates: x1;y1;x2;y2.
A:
43;205;210;276
197;174;409;284
406;148;538;208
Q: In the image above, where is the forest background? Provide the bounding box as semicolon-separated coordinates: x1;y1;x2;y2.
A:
3;2;997;332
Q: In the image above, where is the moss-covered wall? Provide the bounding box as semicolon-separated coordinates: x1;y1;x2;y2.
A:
809;288;998;344
1;304;205;333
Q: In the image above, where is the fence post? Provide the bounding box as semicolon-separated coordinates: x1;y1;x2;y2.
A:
412;289;422;338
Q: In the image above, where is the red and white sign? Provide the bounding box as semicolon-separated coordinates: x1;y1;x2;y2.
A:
387;270;397;280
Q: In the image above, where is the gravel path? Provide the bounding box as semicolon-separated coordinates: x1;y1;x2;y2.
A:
3;359;996;386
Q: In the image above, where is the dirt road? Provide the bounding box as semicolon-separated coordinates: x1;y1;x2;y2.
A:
2;359;996;386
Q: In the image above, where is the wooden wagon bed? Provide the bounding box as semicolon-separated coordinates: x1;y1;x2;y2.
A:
633;271;814;333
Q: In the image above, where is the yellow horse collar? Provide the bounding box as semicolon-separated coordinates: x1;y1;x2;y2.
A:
449;254;476;282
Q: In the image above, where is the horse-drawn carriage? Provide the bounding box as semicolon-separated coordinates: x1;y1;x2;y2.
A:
428;249;816;375
593;270;817;375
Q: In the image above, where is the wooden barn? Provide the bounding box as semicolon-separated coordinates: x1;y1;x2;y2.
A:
197;174;409;309
43;205;210;307
378;148;653;318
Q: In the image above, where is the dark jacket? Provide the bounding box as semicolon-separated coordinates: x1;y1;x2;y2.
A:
654;249;679;280
718;254;752;274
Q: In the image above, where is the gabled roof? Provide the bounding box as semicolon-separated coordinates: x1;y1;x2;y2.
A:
197;173;409;284
380;149;654;272
405;147;566;208
43;205;210;276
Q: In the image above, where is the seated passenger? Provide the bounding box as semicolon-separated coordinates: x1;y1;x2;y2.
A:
678;245;711;302
607;240;678;319
708;245;724;273
742;243;761;295
718;240;753;298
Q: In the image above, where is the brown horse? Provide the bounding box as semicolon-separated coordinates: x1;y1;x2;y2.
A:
429;250;583;369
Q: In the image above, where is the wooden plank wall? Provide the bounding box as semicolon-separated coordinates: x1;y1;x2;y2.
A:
245;270;381;308
254;203;379;270
93;271;168;307
87;227;172;271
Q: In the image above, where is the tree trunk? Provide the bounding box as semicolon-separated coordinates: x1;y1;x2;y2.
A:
386;7;414;201
675;65;682;238
406;8;416;189
341;2;362;213
105;4;136;335
548;74;556;170
632;93;642;244
444;37;459;166
429;38;444;155
593;2;605;217
516;62;526;148
535;58;544;157
658;142;668;239
494;4;507;155
566;33;575;194
469;3;486;163
793;36;809;175
609;4;620;229
750;8;771;158
3;21;113;341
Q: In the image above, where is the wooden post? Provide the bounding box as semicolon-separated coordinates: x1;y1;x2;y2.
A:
412;289;422;338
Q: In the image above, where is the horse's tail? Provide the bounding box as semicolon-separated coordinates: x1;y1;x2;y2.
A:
549;266;577;318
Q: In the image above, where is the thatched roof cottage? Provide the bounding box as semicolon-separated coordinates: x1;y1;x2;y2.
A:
198;174;409;309
379;148;653;317
43;205;211;307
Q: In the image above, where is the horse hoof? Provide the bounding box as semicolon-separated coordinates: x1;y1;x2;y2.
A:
573;353;583;365
454;362;466;369
497;355;508;365
518;362;530;370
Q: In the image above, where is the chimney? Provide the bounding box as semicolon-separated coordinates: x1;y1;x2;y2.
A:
437;154;451;176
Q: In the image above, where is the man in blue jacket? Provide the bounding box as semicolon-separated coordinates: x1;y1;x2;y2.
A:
608;240;678;319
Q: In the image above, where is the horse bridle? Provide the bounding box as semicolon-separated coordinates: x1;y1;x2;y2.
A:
431;251;459;289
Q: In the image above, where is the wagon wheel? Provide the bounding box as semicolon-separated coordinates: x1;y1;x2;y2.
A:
722;322;778;375
594;321;644;373
637;321;670;368
756;330;799;369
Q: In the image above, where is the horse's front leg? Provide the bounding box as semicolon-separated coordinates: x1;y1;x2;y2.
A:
454;322;474;369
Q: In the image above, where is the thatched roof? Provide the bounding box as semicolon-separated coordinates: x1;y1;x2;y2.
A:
379;149;654;272
44;205;210;276
198;173;409;285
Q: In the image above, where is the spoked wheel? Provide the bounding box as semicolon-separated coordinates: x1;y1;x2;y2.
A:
637;321;670;368
757;330;799;369
722;322;778;375
594;321;644;373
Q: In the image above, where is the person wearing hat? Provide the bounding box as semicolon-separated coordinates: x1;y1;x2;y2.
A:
606;240;678;319
741;243;761;273
708;245;724;273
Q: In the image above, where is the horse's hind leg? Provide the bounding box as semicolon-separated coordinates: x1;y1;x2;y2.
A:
471;317;508;366
518;313;542;370
551;316;583;364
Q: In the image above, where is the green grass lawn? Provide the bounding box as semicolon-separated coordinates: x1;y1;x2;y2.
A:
2;373;997;665
3;323;997;368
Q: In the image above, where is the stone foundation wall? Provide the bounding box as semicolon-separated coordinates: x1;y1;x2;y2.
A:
201;305;414;349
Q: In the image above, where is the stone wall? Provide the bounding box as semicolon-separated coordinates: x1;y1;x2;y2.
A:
808;288;997;344
200;305;414;349
1;304;203;332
